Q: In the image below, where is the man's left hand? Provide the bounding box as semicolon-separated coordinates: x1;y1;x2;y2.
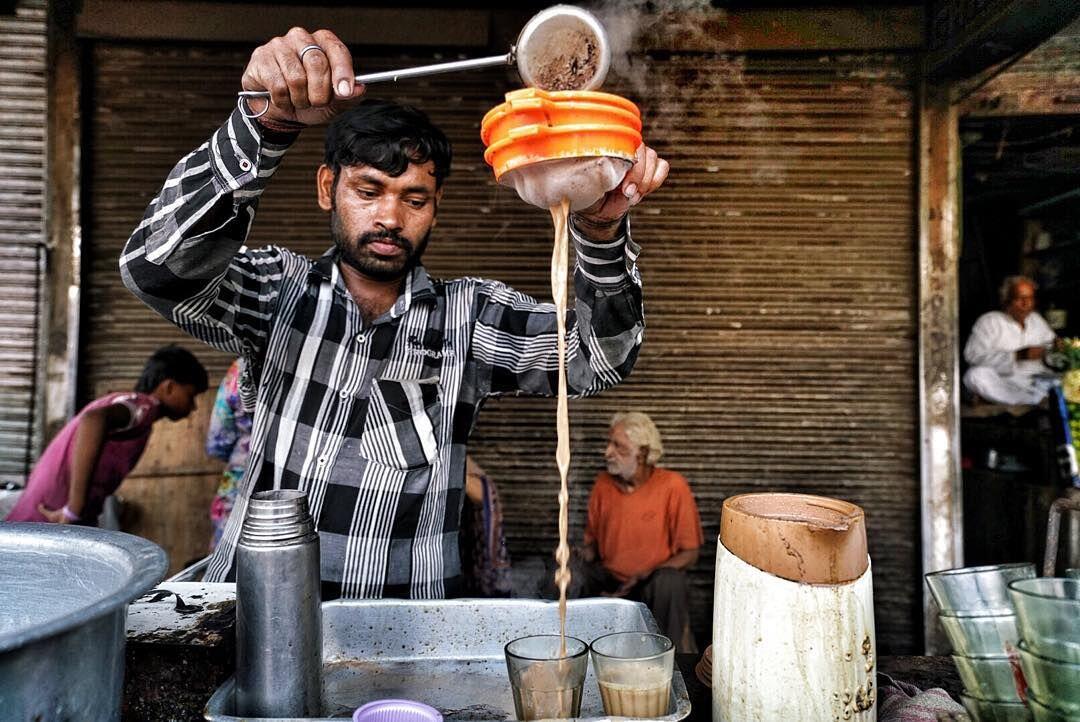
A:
573;144;670;230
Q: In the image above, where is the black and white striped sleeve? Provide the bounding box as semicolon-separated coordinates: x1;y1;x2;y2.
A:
120;108;298;356
472;217;645;399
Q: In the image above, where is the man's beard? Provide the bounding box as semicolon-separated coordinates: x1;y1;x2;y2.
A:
331;211;431;282
606;457;637;482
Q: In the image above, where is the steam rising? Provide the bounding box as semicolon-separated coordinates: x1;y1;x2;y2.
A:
588;0;719;96
584;0;779;181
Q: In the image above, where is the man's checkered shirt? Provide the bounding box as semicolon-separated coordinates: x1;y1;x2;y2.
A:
120;108;645;599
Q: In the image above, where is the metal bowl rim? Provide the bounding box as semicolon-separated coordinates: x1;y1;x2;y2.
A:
515;4;611;92
0;523;167;653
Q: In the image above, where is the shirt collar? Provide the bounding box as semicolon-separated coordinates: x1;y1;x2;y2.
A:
307;248;437;317
309;247;337;282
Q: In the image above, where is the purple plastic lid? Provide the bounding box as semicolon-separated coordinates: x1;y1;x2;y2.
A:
352;699;443;722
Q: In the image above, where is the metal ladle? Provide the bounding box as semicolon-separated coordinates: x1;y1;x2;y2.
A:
238;5;611;119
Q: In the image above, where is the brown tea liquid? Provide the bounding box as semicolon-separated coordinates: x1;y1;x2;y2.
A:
513;676;582;721
549;198;572;658
598;679;671;718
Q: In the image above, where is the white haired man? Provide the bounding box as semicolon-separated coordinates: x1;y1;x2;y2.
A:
964;276;1059;406
579;411;703;653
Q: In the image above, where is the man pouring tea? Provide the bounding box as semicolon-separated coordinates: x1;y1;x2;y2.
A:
121;27;669;597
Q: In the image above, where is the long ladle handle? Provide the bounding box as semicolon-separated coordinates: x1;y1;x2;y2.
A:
238;51;514;118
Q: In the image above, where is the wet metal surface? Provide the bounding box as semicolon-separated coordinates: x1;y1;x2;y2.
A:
204;598;691;722
125;583;236;722
128;582;236;647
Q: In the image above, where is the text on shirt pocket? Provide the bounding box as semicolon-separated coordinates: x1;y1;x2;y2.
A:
359;377;442;471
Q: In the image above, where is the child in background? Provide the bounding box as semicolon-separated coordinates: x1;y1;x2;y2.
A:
5;345;208;525
205;358;252;551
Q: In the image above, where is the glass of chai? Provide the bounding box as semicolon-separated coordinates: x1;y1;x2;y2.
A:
589;632;674;718
504;635;589;720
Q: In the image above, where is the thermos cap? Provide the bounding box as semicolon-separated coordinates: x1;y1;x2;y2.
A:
352;700;443;722
240;489;316;545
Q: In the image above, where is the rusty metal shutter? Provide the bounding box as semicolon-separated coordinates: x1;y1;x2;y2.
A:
85;45;918;651
0;0;45;483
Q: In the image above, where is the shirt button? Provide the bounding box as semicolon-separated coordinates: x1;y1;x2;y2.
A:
339;390;350;399
355;333;367;343
317;456;327;466
238;158;252;172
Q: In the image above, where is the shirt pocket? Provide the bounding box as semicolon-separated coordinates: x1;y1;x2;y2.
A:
360;377;442;471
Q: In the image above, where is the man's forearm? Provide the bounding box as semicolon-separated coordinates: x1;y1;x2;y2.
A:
659;548;699;571
566;217;645;397
120;109;297;313
65;410;110;518
1016;346;1045;362
571;212;624;242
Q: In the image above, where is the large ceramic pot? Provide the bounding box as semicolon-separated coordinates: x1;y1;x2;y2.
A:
0;523;167;721
712;493;877;721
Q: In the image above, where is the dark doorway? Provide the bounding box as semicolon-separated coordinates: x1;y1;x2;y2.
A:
958;112;1080;567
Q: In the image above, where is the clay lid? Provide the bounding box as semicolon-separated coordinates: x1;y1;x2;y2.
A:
720;493;868;585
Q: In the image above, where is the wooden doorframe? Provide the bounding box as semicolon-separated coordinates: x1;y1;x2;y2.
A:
917;80;963;654
42;0;82;444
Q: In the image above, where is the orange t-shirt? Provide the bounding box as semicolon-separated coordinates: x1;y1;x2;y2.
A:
584;468;704;581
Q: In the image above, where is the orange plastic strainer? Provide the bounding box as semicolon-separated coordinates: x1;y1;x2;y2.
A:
481;88;642;181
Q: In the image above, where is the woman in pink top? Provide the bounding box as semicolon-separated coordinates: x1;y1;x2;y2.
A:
6;345;208;525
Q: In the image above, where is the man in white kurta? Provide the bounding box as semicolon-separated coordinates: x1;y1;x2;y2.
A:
963;276;1058;406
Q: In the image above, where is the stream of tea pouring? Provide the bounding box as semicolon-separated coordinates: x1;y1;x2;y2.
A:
540;169;630;658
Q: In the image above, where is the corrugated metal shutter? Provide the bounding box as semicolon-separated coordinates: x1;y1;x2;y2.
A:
86;45;918;651
0;0;45;483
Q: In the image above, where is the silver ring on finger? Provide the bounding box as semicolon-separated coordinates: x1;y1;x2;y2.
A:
299;44;325;63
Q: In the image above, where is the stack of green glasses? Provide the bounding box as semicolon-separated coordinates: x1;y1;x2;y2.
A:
1009;578;1080;722
926;563;1036;722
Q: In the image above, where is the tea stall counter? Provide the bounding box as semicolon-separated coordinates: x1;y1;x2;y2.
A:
121;582;963;721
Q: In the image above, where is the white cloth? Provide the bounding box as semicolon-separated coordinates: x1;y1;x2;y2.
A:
500;156;631;211
963;310;1057;405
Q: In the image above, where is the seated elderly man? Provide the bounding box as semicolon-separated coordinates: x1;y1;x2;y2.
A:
578;411;703;653
964;275;1058;406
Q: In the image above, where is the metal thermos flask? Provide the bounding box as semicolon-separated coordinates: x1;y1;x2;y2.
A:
236;489;322;717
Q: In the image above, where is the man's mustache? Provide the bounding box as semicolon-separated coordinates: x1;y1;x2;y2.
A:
357;230;412;252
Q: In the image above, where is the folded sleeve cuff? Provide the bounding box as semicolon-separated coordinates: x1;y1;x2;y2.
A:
569;216;640;288
209;106;300;193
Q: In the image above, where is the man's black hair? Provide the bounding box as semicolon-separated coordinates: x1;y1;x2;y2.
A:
324;99;452;189
135;345;209;394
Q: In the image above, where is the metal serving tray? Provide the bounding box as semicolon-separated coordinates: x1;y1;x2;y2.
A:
205;598;691;721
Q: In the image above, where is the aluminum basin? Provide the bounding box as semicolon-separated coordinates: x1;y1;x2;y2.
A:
205;598;691;721
0;523;167;721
